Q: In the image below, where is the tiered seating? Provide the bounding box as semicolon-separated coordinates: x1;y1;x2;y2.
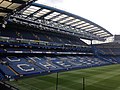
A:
94;42;120;55
0;28;91;54
2;56;44;76
0;55;111;80
0;29;87;46
0;73;4;81
26;56;63;72
0;29;18;38
94;42;120;64
0;64;16;78
52;57;74;69
49;36;62;43
113;56;120;63
67;56;110;68
103;56;120;63
17;30;37;40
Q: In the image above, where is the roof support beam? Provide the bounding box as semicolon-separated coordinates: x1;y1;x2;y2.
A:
11;0;25;4
50;14;61;20
77;24;90;29
101;35;111;38
26;8;43;18
89;30;101;34
39;11;54;19
99;33;109;37
6;0;32;4
83;27;97;31
34;11;54;21
9;2;113;41
0;7;13;13
74;23;86;27
68;21;80;26
63;18;75;24
57;16;68;22
94;32;106;35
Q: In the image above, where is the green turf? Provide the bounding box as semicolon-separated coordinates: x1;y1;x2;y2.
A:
8;64;120;90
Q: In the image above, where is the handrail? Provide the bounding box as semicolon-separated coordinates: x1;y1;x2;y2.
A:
0;36;89;48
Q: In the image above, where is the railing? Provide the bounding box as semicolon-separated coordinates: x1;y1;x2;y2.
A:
0;36;90;49
0;36;93;54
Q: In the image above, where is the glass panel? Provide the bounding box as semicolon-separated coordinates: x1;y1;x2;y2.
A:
96;28;101;30
52;14;67;21
0;13;7;16
86;26;100;31
90;26;98;30
59;17;74;23
28;6;40;11
23;6;40;16
81;27;89;29
45;12;60;19
93;30;104;34
81;25;93;29
34;13;44;17
71;21;85;26
0;0;3;3
8;3;21;9
23;11;30;15
89;29;100;32
82;25;94;30
50;12;60;16
34;9;51;17
66;19;80;25
0;1;12;8
23;10;33;15
41;9;51;13
22;15;27;17
100;34;110;37
88;26;97;30
76;23;90;28
97;33;107;36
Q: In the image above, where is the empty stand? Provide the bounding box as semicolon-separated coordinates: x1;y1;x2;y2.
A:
0;55;111;80
0;0;115;83
0;27;87;46
95;42;120;55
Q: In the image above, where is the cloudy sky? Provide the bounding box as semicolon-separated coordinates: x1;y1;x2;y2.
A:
36;0;120;35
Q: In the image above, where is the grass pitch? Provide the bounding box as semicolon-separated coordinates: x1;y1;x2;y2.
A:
8;64;120;90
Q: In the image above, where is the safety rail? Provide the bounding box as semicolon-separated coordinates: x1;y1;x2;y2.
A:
0;36;89;49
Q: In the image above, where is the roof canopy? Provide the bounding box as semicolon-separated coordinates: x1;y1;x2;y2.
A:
0;0;36;22
4;1;113;41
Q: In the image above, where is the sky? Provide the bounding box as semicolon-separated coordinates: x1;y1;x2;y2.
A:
35;0;120;35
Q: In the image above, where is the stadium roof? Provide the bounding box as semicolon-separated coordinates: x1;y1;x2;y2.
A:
0;0;36;22
1;1;113;41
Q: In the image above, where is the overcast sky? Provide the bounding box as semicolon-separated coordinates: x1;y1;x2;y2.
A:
36;0;120;35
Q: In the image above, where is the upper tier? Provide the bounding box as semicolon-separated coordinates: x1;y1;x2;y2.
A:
7;2;112;41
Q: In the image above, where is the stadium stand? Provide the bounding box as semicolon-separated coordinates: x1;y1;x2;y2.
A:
0;55;112;80
0;0;117;82
94;42;120;55
0;27;87;45
93;42;120;64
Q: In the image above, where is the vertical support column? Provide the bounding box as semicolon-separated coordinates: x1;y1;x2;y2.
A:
56;72;59;90
82;77;85;90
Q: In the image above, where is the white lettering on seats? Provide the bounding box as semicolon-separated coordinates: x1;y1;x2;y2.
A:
6;57;20;62
17;64;34;72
